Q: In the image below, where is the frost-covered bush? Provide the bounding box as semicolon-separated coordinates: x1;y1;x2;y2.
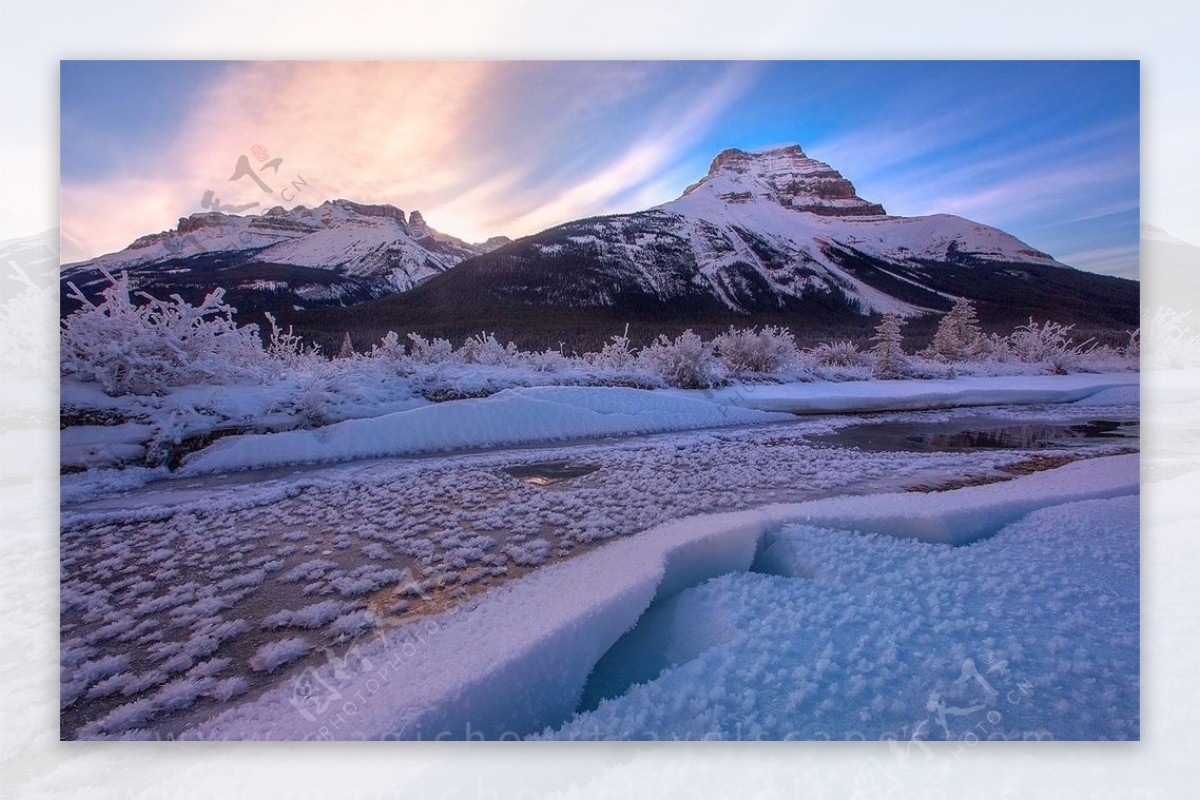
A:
458;331;520;367
527;347;572;372
713;326;799;375
808;340;870;368
1006;319;1093;373
588;327;638;370
264;312;321;369
406;333;457;365
639;329;721;388
370;331;407;364
1123;328;1140;360
281;363;355;428
61;270;267;395
972;332;1014;363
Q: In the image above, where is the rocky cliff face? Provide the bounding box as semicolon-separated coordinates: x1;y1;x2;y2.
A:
680;145;887;217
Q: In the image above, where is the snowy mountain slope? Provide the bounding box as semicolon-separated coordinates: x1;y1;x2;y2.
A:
60;200;510;314
325;145;1136;345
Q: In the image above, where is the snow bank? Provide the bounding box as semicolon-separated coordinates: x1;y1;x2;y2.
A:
552;494;1139;742
1072;385;1139;406
782;452;1139;546
182;386;791;474
687;373;1139;414
186;453;1137;740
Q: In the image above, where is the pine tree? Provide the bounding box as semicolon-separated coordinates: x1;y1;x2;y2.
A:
338;331;355;359
925;298;982;362
871;313;908;378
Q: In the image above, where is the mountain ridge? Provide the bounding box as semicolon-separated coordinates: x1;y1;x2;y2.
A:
60;144;1138;350
60;198;510;315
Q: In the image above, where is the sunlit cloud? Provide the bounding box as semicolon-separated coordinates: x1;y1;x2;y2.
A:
60;61;1140;278
61;61;757;260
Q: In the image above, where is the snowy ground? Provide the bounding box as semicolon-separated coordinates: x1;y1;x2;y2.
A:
58;380;1138;740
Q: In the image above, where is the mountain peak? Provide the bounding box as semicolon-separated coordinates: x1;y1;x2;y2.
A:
676;144;886;217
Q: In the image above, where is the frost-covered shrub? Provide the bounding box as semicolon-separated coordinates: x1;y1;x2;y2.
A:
639;329;721;388
370;331;407;363
1078;344;1132;372
972;332;1014;363
264;312;321;369
1123;328;1140;359
458;332;519;366
527;347;572;372
406;333;457;365
713;326;799;375
1007;319;1093;373
588;327;638;370
61;270;267;395
248;637;312;673
809;340;870;368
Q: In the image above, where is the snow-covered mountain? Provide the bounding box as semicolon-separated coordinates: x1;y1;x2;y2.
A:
337;144;1135;344
61;199;510;313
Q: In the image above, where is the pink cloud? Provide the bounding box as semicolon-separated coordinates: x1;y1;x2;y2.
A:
61;61;755;260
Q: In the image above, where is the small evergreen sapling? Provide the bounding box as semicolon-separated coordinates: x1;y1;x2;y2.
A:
870;313;908;378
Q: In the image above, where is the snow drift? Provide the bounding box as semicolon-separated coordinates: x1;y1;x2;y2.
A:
181;386;793;474
688;372;1139;414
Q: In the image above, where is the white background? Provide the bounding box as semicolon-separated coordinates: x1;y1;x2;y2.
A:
1;0;1196;797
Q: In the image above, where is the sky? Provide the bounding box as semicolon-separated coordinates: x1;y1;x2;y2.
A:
60;60;1139;278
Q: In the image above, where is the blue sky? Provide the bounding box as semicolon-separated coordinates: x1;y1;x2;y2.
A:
60;60;1139;277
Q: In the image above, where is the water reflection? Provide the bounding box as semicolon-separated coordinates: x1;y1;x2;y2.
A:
815;419;1139;453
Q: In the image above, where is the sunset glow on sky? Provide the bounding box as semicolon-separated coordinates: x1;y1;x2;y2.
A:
60;60;1139;277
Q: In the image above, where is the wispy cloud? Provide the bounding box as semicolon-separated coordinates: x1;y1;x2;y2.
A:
501;63;758;233
1058;244;1140;279
61;61;758;259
